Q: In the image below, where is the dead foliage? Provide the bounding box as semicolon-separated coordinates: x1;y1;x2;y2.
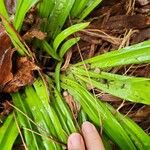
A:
132;28;150;43
136;0;150;6
101;15;150;30
0;22;38;93
2;57;38;93
0;23;14;86
0;101;12;117
23;28;47;41
63;91;80;118
5;0;17;15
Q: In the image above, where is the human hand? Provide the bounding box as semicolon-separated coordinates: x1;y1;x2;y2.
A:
67;121;105;150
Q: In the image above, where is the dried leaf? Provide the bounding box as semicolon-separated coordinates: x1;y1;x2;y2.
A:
5;0;17;15
136;0;150;6
104;15;150;30
0;23;14;86
0;101;12;117
3;57;38;93
129;106;150;122
63;91;80;118
23;29;47;40
132;28;150;44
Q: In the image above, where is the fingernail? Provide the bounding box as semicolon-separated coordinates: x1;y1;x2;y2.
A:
82;121;96;133
68;133;82;149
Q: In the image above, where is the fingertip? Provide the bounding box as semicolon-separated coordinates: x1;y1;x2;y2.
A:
82;121;96;133
81;121;105;150
67;133;85;150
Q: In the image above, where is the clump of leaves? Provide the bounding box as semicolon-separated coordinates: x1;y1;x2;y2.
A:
0;0;150;150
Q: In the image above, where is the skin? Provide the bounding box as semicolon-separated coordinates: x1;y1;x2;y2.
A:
67;121;105;150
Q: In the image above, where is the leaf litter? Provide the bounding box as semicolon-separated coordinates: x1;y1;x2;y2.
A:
0;22;38;93
2;57;38;93
0;23;14;86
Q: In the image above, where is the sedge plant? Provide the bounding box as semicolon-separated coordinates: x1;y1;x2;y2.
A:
0;0;150;150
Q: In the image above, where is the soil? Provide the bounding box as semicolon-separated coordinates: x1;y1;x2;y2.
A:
0;0;150;135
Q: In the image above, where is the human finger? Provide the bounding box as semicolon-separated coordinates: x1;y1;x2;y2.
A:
82;121;105;150
67;133;85;150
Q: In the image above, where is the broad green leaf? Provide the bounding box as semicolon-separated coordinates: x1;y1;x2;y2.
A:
53;22;90;51
0;114;18;150
77;109;88;126
53;89;77;134
14;0;39;31
33;77;50;103
0;1;9;19
23;86;61;149
42;40;60;60
79;0;102;21
55;62;63;92
0;15;30;56
71;67;150;104
12;93;43;150
102;134;113;150
107;104;150;149
61;77;136;150
37;0;55;18
45;0;75;38
24;86;68;147
37;0;55;32
75;40;150;68
71;0;89;18
59;37;80;58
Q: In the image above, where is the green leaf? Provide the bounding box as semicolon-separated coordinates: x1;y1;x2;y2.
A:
77;109;88;126
33;77;50;103
42;40;61;60
71;67;150;104
71;0;89;18
71;0;102;20
0;114;18;150
37;0;55;18
45;0;75;38
0;1;9;19
107;104;150;149
55;62;63;91
24;84;68;149
61;77;137;150
0;15;30;56
75;40;150;68
78;0;102;21
12;93;43;150
14;0;39;31
53;22;90;51
59;37;80;58
37;0;55;32
53;88;77;134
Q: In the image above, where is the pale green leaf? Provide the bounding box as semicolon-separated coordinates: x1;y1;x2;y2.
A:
75;40;150;68
14;0;39;31
59;37;80;58
53;22;89;51
0;114;18;150
71;67;150;104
